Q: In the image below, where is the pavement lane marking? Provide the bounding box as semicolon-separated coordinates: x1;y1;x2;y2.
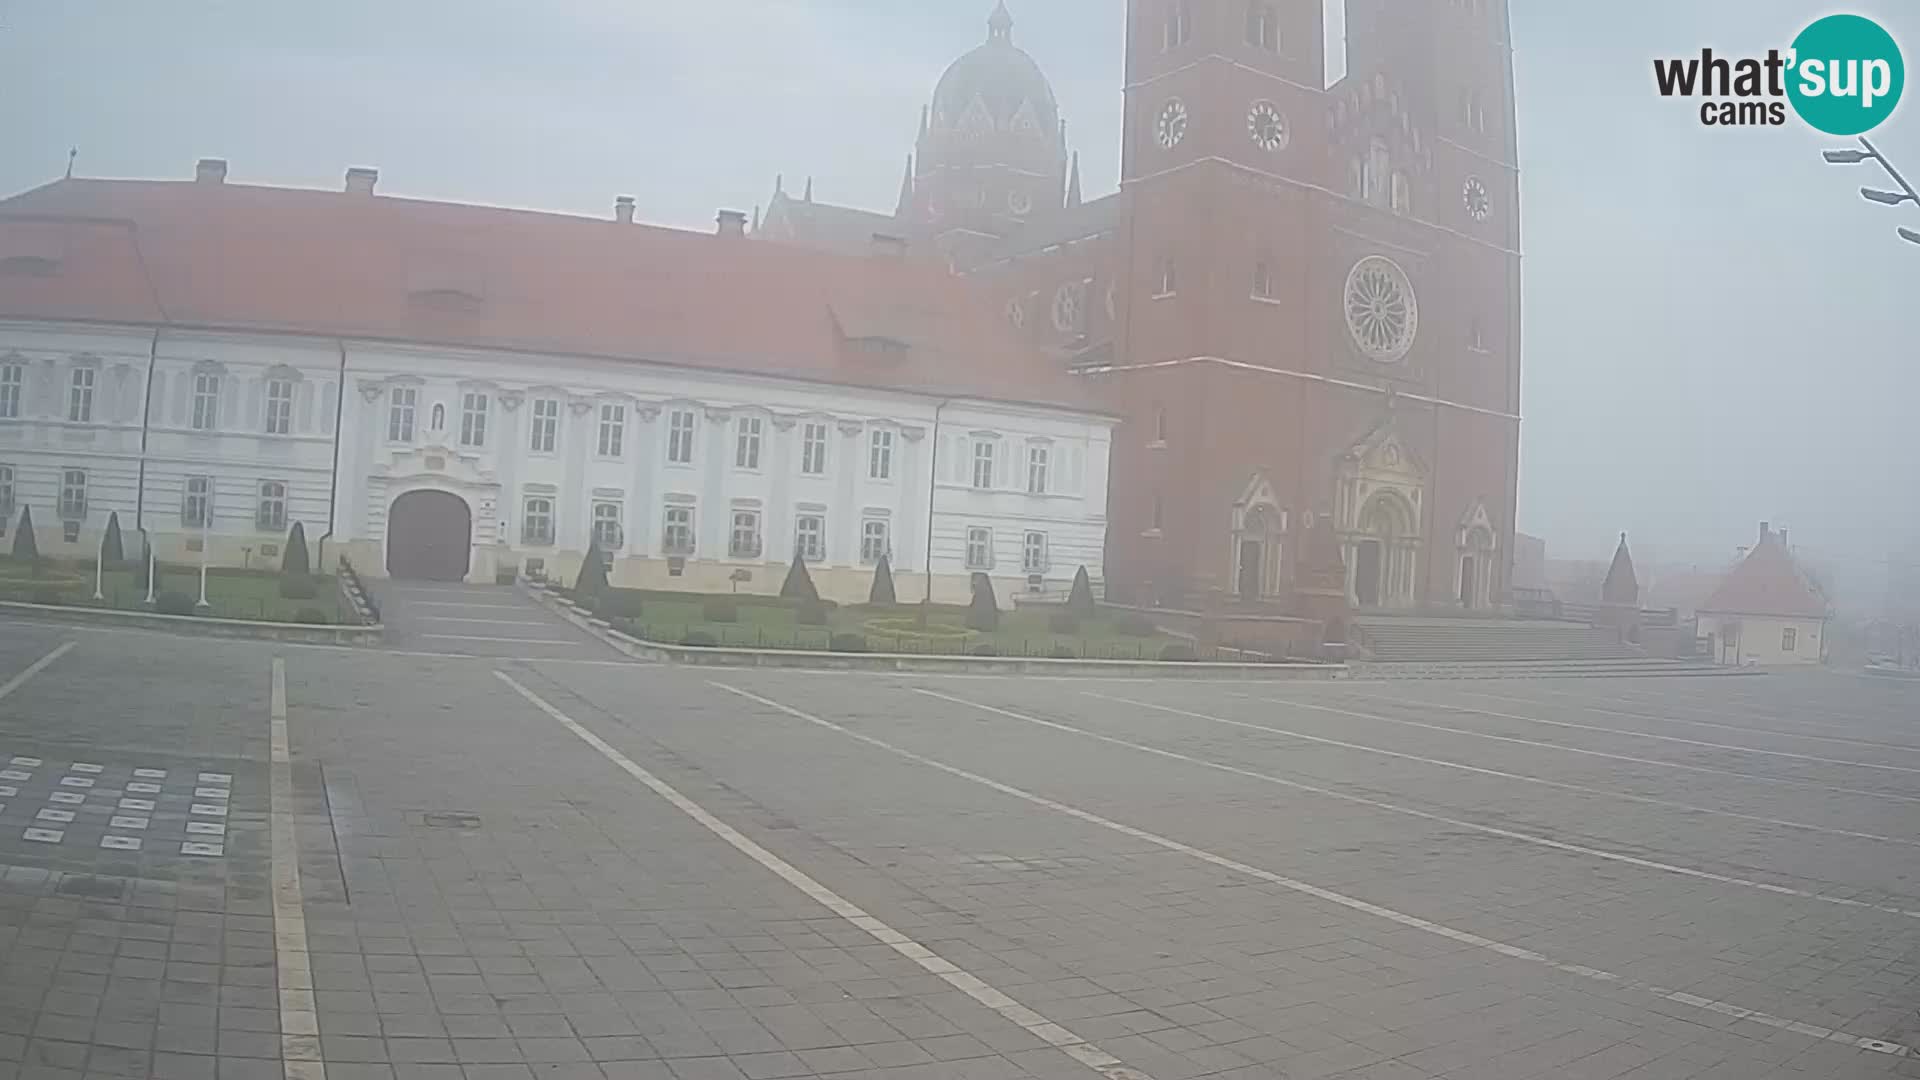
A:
494;671;1154;1080
0;641;76;703
269;658;324;1079
922;690;1920;919
1232;693;1920;806
1461;686;1920;754
399;601;532;610
710;681;1912;1059
414;616;559;626
418;633;580;645
1071;696;1920;848
1517;682;1918;739
1353;691;1920;776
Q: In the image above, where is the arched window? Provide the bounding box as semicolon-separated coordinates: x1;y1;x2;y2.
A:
1251;260;1274;300
1390;171;1411;215
1162;1;1190;51
1366;139;1390;206
1245;2;1278;52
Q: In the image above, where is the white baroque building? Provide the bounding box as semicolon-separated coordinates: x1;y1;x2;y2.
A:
0;162;1113;606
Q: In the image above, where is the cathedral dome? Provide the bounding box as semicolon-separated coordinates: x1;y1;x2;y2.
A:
928;3;1061;158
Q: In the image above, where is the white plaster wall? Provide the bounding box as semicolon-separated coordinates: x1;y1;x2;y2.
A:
1697;613;1823;666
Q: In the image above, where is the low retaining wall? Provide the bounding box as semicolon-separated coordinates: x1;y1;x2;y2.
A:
1864;664;1920;681
526;583;1343;679
0;599;384;645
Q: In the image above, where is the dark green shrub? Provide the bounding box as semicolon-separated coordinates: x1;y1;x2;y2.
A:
1047;612;1081;634
495;566;518;585
101;512;125;566
829;633;869;653
599;591;647;619
1117;614;1157;637
278;577;318;600
965;572;999;632
156;592;197;616
868;553;897;605
293;607;330;625
797;601;829;626
970;643;999;657
1159;643;1196;662
9;507;36;561
574;537;610;599
31;587;63;606
780;551;820;601
702;599;739;623
1049;644;1077;660
281;522;311;578
681;630;718;648
1067;565;1095;615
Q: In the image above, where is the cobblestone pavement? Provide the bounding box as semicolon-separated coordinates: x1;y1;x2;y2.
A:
0;619;1917;1079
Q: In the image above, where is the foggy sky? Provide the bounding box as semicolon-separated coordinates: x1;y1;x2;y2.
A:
2;1;1914;589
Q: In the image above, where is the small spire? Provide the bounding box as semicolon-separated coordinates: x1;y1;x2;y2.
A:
751;204;761;232
65;147;77;180
988;0;1013;43
894;154;915;218
774;173;784;196
919;104;930;140
803;176;813;203
1065;151;1082;208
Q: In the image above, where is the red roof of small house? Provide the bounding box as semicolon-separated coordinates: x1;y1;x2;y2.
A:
0;175;1103;415
1698;526;1827;620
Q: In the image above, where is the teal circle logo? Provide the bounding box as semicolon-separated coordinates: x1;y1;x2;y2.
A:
1787;14;1904;135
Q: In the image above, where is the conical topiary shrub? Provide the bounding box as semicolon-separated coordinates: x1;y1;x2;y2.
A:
101;512;125;566
574;536;610;599
281;522;310;578
868;553;897;606
965;572;999;632
10;506;37;561
780;549;819;602
1067;565;1095;615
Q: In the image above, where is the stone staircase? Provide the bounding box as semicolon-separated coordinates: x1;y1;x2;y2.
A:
1354;616;1646;664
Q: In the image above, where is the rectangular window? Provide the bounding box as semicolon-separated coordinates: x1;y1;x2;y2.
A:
668;410;696;464
795;514;825;562
730;510;763;559
460;392;488;448
68;368;94;423
1155;257;1177;297
0;465;13;522
1246;2;1279;51
592;501;624;550
191;373;220;431
529;398;559;453
522;497;555;546
58;468;87;520
1023;531;1048;573
869;429;893;480
182;475;212;528
662;505;695;555
861;519;889;565
965;526;993;570
735;416;763;470
1027;445;1050;495
1782;627;1798;652
1163;0;1190;50
597;403;626;457
256;480;287;532
265;378;294;435
801;422;829;475
0;364;20;419
1252;261;1273;300
972;440;996;490
387;386;417;442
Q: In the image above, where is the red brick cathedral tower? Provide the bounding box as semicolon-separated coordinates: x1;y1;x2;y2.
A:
1099;0;1520;614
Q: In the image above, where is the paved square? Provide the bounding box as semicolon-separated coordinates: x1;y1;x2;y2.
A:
1;620;1917;1078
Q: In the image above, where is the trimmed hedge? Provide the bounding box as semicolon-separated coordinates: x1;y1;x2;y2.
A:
829;633;869;653
278;577;318;600
681;630;718;647
1159;643;1196;662
702;599;740;623
155;592;198;616
797;601;829;626
1047;612;1081;634
1116;614;1158;637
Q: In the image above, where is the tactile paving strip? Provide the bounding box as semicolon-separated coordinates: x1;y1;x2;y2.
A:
0;757;232;857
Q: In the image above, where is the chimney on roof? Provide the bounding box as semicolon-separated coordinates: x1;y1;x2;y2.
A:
716;209;748;237
195;158;228;184
871;232;908;257
614;195;635;225
344;167;379;196
1759;521;1772;544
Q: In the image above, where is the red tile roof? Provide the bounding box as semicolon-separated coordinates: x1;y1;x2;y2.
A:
1699;530;1827;619
0;177;1101;414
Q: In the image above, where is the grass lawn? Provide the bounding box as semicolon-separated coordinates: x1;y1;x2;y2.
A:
0;558;342;623
606;596;1194;660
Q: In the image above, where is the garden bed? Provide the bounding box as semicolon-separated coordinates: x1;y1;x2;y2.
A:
0;558;343;624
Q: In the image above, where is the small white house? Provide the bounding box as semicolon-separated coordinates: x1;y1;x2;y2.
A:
1696;523;1827;666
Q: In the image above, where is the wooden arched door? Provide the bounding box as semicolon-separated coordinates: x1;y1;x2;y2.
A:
386;490;472;581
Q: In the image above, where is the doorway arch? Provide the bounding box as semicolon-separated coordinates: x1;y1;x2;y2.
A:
1354;492;1416;608
387;490;473;581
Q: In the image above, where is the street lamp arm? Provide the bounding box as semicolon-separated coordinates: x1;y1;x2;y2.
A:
1859;136;1920;208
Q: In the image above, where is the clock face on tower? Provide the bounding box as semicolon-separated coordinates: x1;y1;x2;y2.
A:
1247;101;1288;152
1008;189;1033;218
1155;99;1188;150
1463;176;1491;221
